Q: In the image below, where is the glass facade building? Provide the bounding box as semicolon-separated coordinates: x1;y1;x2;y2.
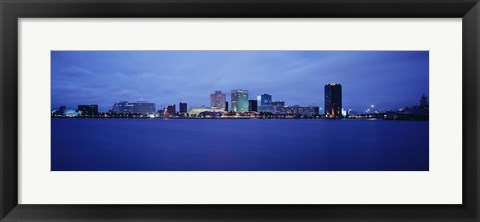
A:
257;94;273;113
324;83;342;118
231;89;249;112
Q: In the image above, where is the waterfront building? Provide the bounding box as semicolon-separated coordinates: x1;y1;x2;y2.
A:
274;105;320;116
166;104;176;116
210;91;226;109
52;106;82;117
271;101;285;107
111;101;156;114
257;94;274;113
225;101;229;112
189;107;225;116
134;101;156;114
179;102;187;113
231;89;249;112
324;83;342;118
77;104;98;116
63;109;82;117
248;100;258;112
272;101;285;113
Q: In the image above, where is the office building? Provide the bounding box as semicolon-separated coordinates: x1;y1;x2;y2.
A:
324;83;342;118
166;104;176;116
225;101;229;112
111;101;156;114
257;94;274;113
248;100;258;112
77;104;98;115
271;101;285;113
179;102;187;113
231;89;249;112
210;91;226;109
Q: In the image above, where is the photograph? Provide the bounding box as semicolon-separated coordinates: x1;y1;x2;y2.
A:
3;0;477;220
51;50;429;171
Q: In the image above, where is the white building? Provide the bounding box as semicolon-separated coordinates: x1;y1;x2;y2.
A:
189;107;225;116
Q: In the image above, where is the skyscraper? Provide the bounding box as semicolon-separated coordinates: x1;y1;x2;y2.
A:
231;89;249;112
257;94;273;113
225;101;229;112
248;100;258;112
165;104;176;116
210;91;226;109
179;102;187;113
324;83;342;118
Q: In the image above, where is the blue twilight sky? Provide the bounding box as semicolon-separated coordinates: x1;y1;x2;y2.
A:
51;51;428;112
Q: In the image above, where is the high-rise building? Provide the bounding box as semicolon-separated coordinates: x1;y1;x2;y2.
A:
257;94;274;113
111;101;156;114
257;94;272;106
248;100;258;112
225;101;229;112
179;102;187;113
231;89;249;112
324;83;342;118
78;104;98;115
165;104;176;116
210;91;226;109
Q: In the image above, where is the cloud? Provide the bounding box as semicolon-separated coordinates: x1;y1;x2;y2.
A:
51;51;429;112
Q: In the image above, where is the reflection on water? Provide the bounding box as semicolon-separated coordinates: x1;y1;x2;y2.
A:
51;119;428;171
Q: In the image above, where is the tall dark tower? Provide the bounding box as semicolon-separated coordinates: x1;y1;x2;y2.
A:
324;83;342;118
179;102;187;113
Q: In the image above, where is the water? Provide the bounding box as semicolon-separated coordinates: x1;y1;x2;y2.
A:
51;119;429;171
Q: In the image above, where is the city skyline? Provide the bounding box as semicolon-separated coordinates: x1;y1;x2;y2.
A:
51;51;429;112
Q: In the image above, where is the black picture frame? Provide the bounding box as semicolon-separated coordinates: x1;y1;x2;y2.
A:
1;0;479;221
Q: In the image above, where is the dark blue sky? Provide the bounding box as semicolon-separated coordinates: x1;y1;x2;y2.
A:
51;51;428;112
